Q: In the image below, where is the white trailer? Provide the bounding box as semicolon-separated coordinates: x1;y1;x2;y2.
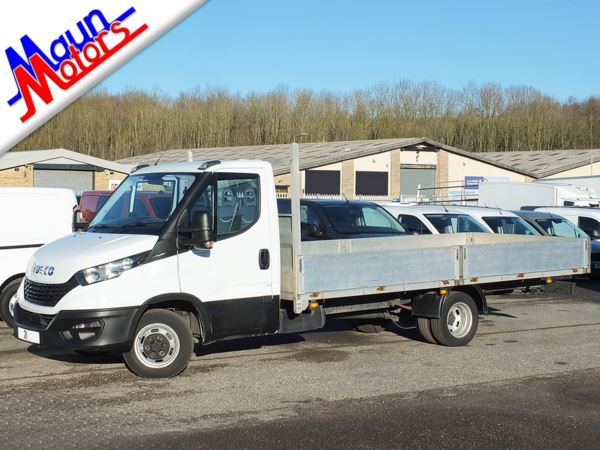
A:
478;181;600;209
12;146;589;378
0;188;76;327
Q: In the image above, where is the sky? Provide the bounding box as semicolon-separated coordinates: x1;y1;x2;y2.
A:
99;0;600;102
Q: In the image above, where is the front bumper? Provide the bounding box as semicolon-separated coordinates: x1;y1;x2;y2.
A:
13;303;144;351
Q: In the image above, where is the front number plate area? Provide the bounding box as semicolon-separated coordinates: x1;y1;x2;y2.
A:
17;327;40;344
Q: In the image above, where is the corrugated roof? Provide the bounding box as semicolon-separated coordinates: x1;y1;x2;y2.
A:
119;137;530;177
483;149;600;178
0;149;132;173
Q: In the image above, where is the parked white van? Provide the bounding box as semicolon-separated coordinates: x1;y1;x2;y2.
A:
0;188;76;327
448;206;539;235
522;206;600;239
378;203;489;235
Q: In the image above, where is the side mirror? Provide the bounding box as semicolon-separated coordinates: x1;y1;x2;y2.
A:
308;223;324;238
590;229;600;239
191;211;213;249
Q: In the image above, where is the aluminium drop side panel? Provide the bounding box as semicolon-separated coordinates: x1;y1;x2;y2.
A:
461;234;589;282
298;234;463;300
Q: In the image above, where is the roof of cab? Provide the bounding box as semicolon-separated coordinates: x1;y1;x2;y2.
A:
132;159;273;175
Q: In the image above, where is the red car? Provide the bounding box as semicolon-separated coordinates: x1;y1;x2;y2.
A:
78;190;112;223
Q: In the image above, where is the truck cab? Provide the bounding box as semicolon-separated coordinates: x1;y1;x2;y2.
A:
13;160;281;377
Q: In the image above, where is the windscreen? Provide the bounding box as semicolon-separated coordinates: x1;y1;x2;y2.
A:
424;214;488;234
87;173;197;235
483;216;538;235
535;218;588;238
320;204;407;234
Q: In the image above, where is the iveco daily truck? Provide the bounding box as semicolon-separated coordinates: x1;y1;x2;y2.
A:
13;145;590;378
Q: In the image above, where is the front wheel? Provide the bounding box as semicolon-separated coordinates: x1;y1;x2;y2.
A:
123;309;193;378
0;279;21;329
430;292;478;347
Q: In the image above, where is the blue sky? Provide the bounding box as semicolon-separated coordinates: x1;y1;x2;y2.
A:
100;0;600;101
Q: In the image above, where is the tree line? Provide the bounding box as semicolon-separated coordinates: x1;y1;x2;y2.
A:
13;81;600;161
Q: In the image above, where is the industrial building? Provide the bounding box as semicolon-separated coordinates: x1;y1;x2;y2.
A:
119;138;533;201
0;149;131;193
4;141;600;201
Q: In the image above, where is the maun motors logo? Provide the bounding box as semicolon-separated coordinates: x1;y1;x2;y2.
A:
5;7;148;122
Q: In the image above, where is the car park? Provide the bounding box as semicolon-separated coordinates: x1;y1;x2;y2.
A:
0;188;77;328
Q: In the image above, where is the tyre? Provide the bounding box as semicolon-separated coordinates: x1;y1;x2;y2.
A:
0;278;21;329
430;291;478;347
351;319;387;333
123;309;193;378
417;318;437;344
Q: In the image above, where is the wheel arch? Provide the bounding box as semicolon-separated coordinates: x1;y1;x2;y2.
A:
411;285;487;319
142;293;212;343
451;285;488;314
0;274;24;294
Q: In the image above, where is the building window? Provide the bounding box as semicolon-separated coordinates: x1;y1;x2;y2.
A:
305;170;340;195
355;171;388;196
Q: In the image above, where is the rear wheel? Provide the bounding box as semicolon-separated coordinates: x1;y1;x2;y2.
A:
417;318;437;344
351;319;387;333
0;279;21;329
430;292;478;347
123;309;193;378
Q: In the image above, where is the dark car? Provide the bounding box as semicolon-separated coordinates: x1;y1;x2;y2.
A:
277;198;408;240
514;210;600;278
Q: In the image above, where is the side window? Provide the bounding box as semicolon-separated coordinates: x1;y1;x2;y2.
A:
579;216;600;238
398;214;431;234
216;174;259;237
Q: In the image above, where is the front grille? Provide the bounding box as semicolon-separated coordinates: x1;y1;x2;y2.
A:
592;252;600;262
24;277;78;307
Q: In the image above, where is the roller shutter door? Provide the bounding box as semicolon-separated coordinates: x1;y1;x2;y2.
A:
34;170;93;194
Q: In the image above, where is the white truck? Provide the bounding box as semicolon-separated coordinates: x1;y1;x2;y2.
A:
13;145;590;378
478;181;600;210
0;188;76;328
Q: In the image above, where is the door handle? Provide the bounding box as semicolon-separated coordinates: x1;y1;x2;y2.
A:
259;249;270;270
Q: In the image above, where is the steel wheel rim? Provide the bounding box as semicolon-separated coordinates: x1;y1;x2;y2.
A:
134;323;180;369
446;302;473;338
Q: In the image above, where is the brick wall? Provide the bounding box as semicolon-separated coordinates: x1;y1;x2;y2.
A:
342;160;354;197
0;166;33;187
434;149;449;197
94;171;127;190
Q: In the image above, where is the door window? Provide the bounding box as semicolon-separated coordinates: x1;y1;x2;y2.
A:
187;173;260;240
398;214;432;234
300;205;323;239
216;174;259;237
579;216;600;238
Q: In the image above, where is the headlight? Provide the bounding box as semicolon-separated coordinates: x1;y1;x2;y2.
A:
76;253;147;286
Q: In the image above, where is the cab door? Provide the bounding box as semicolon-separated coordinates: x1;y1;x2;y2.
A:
177;172;277;339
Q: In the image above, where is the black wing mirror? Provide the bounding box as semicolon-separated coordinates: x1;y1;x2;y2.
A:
179;210;214;249
191;210;213;249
